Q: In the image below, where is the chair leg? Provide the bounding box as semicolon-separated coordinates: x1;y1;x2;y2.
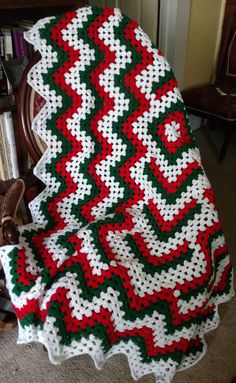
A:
218;124;233;163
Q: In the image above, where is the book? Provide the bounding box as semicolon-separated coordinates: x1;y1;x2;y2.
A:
1;111;19;179
0;30;8;97
11;27;29;58
0;113;12;179
16;19;35;30
15;19;35;58
0;114;9;180
0;27;13;60
0;146;5;180
0;27;13;97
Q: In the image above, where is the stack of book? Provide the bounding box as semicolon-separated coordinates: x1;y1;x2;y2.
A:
0;20;34;181
0;20;34;97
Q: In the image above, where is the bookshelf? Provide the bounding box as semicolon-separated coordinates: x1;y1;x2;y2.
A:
0;1;88;21
0;0;87;178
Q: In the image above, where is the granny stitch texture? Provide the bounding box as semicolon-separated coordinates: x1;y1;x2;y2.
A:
0;6;234;383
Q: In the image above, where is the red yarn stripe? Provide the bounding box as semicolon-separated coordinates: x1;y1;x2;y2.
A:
80;8;115;221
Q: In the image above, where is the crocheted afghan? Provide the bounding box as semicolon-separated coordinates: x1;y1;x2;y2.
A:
0;6;234;383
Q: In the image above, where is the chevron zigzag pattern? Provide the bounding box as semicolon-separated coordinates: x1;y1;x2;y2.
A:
0;6;234;383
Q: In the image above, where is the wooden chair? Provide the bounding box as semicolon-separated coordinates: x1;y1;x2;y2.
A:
0;52;46;330
18;51;46;164
182;12;236;162
0;52;45;245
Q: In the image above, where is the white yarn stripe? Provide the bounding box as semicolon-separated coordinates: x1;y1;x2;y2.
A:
129;197;217;255
127;172;211;222
91;9;131;218
24;18;62;225
77;227;112;276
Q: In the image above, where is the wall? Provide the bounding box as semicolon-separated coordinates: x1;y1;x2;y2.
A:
159;0;191;89
88;0;158;43
183;0;226;89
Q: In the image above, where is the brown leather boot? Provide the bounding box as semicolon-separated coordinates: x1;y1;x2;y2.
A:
0;179;25;245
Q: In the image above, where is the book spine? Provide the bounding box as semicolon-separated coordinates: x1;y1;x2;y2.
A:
0;113;12;179
0;149;5;180
11;29;20;58
0;30;8;97
0;115;9;180
2;29;13;60
1;28;13;96
2;111;19;179
0;62;7;96
12;28;29;58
